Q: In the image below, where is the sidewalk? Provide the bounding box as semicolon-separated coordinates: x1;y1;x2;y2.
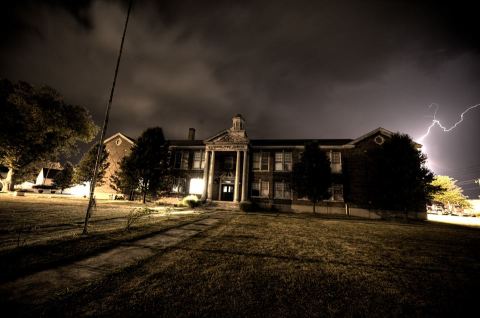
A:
0;212;228;306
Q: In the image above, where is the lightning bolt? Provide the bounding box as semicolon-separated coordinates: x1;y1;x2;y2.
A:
418;103;480;142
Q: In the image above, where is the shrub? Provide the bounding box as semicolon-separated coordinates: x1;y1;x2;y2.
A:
240;201;256;212
181;195;201;208
125;207;154;231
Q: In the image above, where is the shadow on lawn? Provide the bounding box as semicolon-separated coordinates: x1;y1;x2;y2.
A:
174;246;479;275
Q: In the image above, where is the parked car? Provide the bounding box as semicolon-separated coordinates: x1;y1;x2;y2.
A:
427;205;443;214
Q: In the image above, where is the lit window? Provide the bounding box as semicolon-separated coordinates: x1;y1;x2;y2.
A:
261;181;269;197
193;151;205;169
274;152;292;171
189;178;204;195
329;151;342;173
274;181;291;199
253;152;269;171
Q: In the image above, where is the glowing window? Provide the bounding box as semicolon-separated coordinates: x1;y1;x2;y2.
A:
189;178;204;195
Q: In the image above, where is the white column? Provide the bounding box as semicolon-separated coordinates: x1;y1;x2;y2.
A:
201;150;210;200
234;150;241;202
207;151;215;200
241;150;249;202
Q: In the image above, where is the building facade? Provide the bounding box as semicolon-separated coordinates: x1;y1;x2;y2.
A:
100;114;425;219
95;132;135;199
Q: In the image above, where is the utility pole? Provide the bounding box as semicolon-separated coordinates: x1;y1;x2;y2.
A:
82;0;134;235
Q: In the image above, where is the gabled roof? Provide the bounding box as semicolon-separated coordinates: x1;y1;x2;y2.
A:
204;129;231;143
347;127;393;145
103;132;135;145
347;127;422;148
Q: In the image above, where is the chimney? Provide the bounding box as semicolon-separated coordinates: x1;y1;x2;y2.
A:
188;128;195;140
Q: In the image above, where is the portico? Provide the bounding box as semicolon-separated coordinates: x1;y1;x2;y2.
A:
201;114;250;203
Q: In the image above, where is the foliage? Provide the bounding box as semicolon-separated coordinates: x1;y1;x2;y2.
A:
367;133;436;212
291;141;332;213
110;155;139;201
74;144;109;186
116;127;170;204
0;78;98;190
181;195;200;208
125;207;154;231
431;175;471;208
53;162;74;193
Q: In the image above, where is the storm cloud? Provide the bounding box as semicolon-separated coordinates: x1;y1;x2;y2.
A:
1;0;479;196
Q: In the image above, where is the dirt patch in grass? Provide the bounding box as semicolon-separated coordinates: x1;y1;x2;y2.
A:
25;212;480;317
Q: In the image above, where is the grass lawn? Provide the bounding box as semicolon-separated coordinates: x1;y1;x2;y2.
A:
0;193;205;282
15;211;480;317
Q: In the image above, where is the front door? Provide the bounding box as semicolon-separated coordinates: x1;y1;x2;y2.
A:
221;184;234;201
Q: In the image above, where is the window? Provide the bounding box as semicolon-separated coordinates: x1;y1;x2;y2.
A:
274;152;292;171
374;135;385;145
174;152;182;169
253;152;269;171
329;151;342;173
329;184;344;201
174;151;190;170
181;152;189;169
189;178;204;195
251;180;269;197
274;181;291;199
193;151;205;169
115;138;122;146
172;178;187;193
331;152;341;164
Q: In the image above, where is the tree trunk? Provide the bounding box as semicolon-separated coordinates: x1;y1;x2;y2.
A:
313;201;316;213
6;168;16;192
142;191;146;204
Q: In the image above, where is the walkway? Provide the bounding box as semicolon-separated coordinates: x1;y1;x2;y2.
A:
0;212;228;306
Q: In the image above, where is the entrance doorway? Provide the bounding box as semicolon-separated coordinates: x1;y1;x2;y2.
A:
221;184;234;201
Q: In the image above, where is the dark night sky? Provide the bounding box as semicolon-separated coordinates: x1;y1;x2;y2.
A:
1;0;479;197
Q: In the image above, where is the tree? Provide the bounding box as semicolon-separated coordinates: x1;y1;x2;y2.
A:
431;175;470;209
0;79;97;191
53;162;74;193
110;155;139;200
292;141;332;213
367;133;436;214
120;127;170;203
74;144;109;186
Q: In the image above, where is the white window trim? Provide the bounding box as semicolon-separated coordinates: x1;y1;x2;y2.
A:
192;150;205;170
329;151;342;173
274;151;292;172
253;152;270;171
174;151;190;170
274;181;292;199
251;179;270;198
